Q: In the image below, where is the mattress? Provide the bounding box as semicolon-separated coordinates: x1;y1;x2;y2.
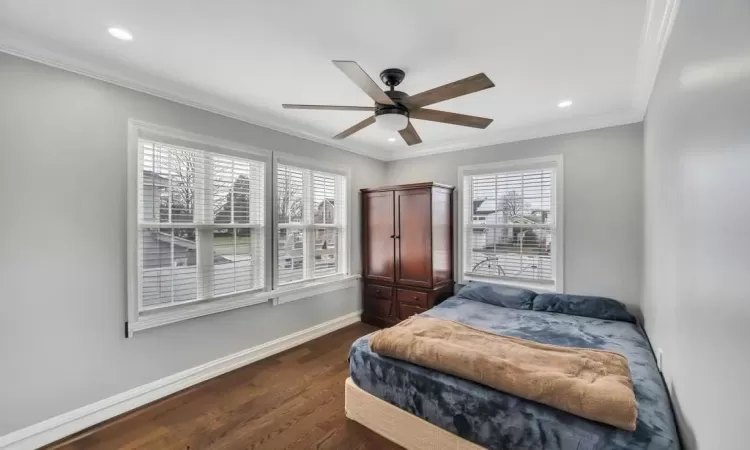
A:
349;297;680;450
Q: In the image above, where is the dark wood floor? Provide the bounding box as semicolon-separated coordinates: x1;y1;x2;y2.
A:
47;322;402;450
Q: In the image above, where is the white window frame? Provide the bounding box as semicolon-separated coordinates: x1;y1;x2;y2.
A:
457;155;564;292
127;121;358;336
272;152;352;290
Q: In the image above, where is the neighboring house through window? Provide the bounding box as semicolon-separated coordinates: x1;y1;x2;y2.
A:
127;122;353;335
137;138;266;308
275;158;348;287
458;156;563;291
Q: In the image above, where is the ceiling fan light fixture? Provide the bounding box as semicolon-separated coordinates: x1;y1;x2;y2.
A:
374;107;409;131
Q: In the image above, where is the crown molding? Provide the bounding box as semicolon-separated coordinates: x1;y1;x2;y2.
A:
632;0;681;115
384;108;644;161
0;28;392;161
0;2;678;162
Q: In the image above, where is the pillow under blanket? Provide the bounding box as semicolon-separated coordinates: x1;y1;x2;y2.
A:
456;282;536;309
533;293;636;323
456;281;636;323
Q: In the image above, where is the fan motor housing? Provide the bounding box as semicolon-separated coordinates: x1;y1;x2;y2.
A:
384;90;410;106
374;104;409;119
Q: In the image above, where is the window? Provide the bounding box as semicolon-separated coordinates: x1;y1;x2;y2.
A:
127;121;355;335
458;156;563;291
137;138;266;310
275;161;348;286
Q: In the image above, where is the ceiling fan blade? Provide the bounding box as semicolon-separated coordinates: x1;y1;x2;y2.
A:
406;73;495;108
399;122;423;146
333;116;376;139
410;108;493;129
282;104;375;111
332;61;395;106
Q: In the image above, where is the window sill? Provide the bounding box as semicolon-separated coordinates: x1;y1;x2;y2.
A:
460;275;559;293
272;275;361;305
128;274;361;336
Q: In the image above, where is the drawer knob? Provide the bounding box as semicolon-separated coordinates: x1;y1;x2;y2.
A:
413;296;418;300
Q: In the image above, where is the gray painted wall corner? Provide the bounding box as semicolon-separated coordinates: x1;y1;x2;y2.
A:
642;0;750;448
385;123;645;309
0;52;387;434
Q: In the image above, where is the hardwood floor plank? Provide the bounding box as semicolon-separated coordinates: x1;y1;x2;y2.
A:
45;322;402;450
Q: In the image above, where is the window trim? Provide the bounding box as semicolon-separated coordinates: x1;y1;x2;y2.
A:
127;274;361;334
456;155;564;292
126;121;358;336
272;152;353;289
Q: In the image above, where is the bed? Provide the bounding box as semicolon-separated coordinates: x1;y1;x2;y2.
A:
348;287;680;450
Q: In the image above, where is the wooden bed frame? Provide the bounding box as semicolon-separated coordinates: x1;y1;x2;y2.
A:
344;377;485;450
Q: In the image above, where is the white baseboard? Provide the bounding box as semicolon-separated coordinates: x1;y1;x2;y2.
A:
0;311;362;450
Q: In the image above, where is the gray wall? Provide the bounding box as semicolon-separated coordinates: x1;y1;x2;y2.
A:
0;52;387;434
642;1;750;448
386;124;644;309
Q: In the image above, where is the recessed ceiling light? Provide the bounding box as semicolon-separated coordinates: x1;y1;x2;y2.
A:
558;100;573;108
388;137;397;142
108;27;133;41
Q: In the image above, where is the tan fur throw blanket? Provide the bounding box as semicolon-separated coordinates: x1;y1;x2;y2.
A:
370;316;638;430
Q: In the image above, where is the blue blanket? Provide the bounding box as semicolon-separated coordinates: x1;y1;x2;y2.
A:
349;297;679;450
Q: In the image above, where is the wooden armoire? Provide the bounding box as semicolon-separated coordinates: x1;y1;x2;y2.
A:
361;182;455;327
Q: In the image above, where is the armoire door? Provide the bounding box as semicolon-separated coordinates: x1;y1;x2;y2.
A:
363;190;395;283
394;189;433;288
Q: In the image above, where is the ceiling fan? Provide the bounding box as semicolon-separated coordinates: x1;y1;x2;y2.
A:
282;61;495;146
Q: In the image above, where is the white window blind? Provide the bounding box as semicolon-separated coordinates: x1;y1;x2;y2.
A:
138;140;265;311
276;163;347;286
461;160;560;288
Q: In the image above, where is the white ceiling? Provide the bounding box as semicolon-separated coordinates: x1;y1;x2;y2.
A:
0;0;678;161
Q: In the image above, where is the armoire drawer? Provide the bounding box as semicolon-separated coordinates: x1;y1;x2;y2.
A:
364;297;395;319
365;284;393;299
396;288;428;308
398;303;426;320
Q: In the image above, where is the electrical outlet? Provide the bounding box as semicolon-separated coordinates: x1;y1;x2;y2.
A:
657;348;664;372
